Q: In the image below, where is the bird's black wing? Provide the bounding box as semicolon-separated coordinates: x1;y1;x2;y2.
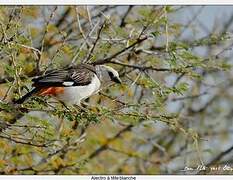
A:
32;65;96;87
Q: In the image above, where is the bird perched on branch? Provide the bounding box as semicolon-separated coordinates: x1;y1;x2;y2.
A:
14;64;122;105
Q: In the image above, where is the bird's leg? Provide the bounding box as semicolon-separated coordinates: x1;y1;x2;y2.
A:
72;100;99;130
51;97;75;113
80;100;98;111
58;100;72;112
72;104;89;130
72;103;85;111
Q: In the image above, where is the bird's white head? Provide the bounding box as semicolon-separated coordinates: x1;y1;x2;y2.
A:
97;65;122;84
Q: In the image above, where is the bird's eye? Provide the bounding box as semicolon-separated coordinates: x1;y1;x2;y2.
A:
108;71;114;79
108;71;121;84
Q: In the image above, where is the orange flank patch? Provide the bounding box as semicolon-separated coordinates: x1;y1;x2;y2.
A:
39;87;64;96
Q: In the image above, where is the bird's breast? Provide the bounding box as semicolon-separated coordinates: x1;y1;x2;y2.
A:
56;74;101;105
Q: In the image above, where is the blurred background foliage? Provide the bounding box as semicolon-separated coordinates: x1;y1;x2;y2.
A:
0;5;233;175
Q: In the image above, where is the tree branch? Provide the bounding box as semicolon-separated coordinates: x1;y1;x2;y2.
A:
92;36;148;65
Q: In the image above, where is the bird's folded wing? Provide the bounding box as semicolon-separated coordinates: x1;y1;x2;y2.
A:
32;66;95;87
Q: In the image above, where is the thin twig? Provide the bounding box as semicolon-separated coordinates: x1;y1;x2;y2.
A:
38;6;58;73
83;21;106;63
75;7;91;48
92;36;148;65
120;6;133;27
171;92;208;102
164;7;169;52
0;134;48;147
71;20;100;64
109;61;171;72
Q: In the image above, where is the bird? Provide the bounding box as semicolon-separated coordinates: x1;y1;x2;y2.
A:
14;64;122;105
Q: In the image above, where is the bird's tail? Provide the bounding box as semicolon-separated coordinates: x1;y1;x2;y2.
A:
14;88;40;104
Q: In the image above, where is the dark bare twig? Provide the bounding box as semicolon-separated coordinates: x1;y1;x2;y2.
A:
55;7;71;28
172;73;186;87
120;6;133;27
0;106;28;133
0;121;46;129
16;133;85;173
177;6;205;39
107;147;161;165
83;21;106;63
5;7;23;32
109;61;171;72
87;124;133;160
188;96;217;114
197;144;233;174
100;92;126;105
215;41;233;59
207;145;233;166
0;134;48;147
171;92;208;102
37;6;58;73
221;14;233;35
92;36;148;65
36;7;71;51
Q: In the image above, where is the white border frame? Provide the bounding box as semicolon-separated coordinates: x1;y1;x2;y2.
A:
0;0;233;5
0;1;232;179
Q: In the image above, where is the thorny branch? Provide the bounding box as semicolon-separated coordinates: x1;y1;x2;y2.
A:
92;36;148;65
83;21;106;63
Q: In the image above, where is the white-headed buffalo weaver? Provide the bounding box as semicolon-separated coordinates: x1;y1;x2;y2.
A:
14;64;122;105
